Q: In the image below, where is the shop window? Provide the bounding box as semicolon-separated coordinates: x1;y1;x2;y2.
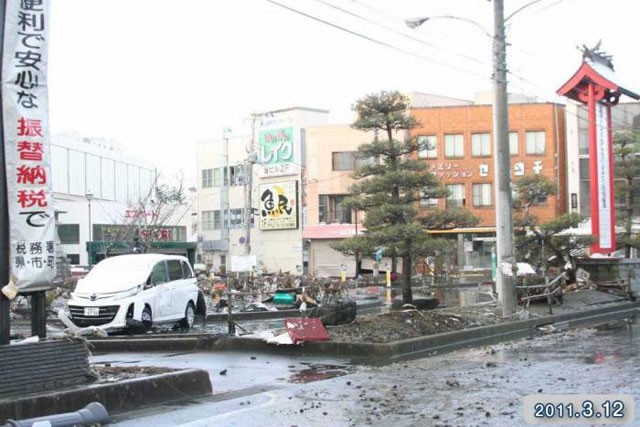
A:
57;224;79;244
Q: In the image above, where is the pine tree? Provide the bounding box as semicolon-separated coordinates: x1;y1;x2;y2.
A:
613;126;640;257
513;175;592;272
333;91;476;304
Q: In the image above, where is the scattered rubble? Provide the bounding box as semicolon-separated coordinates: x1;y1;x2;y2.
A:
90;365;174;384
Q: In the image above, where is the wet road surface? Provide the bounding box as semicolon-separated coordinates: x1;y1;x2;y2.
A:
103;317;639;426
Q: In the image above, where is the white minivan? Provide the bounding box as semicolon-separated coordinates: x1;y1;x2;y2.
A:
68;254;201;331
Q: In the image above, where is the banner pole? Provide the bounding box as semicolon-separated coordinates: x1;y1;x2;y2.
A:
0;0;10;346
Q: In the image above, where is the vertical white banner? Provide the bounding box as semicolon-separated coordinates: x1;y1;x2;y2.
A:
595;102;612;249
2;0;55;291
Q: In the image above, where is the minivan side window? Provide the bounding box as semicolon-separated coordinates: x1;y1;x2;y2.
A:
167;260;183;281
180;261;194;279
153;262;168;285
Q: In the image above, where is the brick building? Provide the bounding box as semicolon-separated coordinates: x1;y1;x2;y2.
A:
411;102;567;270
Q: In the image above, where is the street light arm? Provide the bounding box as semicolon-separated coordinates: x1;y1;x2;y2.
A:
504;0;545;22
405;15;492;38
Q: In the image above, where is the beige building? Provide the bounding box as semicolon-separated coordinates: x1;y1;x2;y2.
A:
303;125;403;276
195;107;329;274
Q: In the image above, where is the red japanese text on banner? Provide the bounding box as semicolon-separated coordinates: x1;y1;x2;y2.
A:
2;0;55;291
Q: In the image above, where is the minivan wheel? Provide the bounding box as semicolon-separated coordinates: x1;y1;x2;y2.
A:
141;306;153;331
180;302;196;329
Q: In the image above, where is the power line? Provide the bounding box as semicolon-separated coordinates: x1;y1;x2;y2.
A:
265;0;488;80
310;0;489;67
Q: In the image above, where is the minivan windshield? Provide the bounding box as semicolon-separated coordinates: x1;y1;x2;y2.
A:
76;255;157;293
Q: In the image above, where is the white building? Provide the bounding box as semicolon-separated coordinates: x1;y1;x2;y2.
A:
195;107;329;274
51;134;193;266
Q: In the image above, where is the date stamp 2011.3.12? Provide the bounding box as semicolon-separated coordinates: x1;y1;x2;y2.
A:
524;394;635;424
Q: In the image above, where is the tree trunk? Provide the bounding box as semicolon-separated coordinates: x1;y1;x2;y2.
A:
402;254;413;304
391;255;397;275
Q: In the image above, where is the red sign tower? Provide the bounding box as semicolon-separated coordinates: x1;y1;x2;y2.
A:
557;45;639;254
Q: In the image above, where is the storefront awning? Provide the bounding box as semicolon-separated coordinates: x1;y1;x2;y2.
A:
302;224;365;239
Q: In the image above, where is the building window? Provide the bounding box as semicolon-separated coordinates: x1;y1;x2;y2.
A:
202;169;213;188
526;131;546;155
356;155;376;169
66;254;80;265
230;208;244;228
319;195;328;223
471;133;491;157
578;129;589;156
332;152;375;171
212;167;228;187
334;195;352;224
202;210;221;231
318;194;352;223
419;190;439;208
332;152;356;170
509;132;519;155
446;184;465;207
533;195;548;205
444;134;464;158
418;135;437;159
229;165;244;186
472;183;492;206
57;224;80;244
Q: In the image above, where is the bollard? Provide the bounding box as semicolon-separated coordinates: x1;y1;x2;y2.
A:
227;289;236;336
5;402;109;427
386;270;391;304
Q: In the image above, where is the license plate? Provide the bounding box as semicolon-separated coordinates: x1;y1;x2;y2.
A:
84;307;100;316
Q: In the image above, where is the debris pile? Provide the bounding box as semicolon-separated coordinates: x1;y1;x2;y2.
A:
328;310;469;343
90;365;174;384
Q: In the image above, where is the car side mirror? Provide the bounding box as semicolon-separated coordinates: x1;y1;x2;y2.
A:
144;277;153;290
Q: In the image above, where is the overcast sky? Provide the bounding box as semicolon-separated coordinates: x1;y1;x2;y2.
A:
48;0;640;182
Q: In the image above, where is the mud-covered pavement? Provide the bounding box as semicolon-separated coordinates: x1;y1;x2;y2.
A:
105;317;639;426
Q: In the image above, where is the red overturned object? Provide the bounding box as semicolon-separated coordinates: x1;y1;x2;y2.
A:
284;318;329;344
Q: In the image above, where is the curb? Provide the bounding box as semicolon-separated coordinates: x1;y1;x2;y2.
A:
88;301;640;362
204;299;382;322
0;369;212;422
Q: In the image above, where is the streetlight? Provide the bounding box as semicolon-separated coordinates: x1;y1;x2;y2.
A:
404;16;492;38
85;192;94;264
406;0;517;316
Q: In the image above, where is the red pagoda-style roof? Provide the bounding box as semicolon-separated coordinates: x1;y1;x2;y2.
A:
557;60;639;104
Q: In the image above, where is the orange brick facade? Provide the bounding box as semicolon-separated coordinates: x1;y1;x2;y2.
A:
411;103;567;227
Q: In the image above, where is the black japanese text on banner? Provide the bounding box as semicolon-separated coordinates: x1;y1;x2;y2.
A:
2;0;55;291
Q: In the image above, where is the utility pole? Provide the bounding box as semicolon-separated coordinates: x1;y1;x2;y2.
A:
492;0;517;316
221;128;231;260
243;115;257;255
